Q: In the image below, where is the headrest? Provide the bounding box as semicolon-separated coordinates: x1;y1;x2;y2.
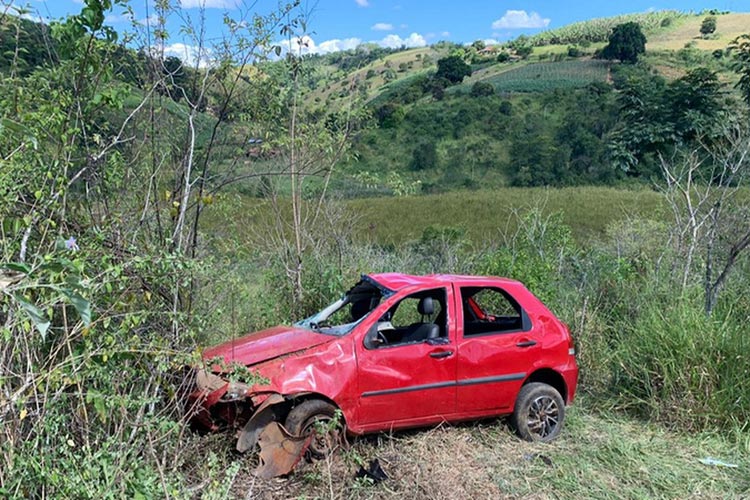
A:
418;297;434;315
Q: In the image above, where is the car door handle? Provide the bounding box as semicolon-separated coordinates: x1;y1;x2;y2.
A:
429;350;454;359
516;340;537;348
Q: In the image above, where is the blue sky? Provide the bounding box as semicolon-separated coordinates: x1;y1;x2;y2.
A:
9;0;749;61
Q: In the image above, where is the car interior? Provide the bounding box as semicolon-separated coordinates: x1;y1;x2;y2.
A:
371;288;447;347
461;287;527;336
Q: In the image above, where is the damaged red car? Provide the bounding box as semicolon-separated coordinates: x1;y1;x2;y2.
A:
187;273;578;476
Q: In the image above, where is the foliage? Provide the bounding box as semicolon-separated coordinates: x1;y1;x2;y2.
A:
600;22;647;63
435;55;472;84
609;66;729;175
410;140;438;170
700;16;717;36
470;81;495;97
729;34;750;108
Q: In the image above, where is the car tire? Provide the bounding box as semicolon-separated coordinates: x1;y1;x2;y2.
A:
511;382;565;442
285;399;340;459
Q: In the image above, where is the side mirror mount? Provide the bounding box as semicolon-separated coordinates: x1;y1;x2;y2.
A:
363;325;383;350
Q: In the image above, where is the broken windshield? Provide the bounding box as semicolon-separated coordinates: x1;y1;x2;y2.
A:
295;280;384;336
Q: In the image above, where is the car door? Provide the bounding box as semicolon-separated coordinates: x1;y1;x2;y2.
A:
355;286;457;427
455;283;540;413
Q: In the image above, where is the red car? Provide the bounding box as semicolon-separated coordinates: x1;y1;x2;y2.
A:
188;273;578;475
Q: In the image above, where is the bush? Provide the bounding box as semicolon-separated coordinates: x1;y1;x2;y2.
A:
470;81;495;97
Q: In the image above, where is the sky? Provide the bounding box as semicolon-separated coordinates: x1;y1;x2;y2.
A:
8;0;749;62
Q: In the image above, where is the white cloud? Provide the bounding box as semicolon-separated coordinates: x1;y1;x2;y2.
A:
318;37;363;53
355;0;369;6
179;0;239;8
440;31;451;37
161;43;213;68
275;31;426;57
378;32;426;49
105;13;130;24
491;10;550;29
278;35;363;56
371;22;394;31
483;38;499;46
139;15;160;26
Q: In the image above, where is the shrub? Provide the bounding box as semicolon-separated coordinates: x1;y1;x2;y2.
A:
470;81;495;97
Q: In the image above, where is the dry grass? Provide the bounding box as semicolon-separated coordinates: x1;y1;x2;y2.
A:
647;13;750;51
222;408;749;499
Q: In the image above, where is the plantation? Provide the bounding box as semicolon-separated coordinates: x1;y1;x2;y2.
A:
529;10;682;46
478;59;611;93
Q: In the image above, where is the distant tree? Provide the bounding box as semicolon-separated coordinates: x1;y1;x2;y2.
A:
567;46;582;58
435;55;472;84
410;141;438;170
601;22;647;63
729;35;750;108
470;81;495;97
496;51;510;63
667;67;724;140
429;76;450;100
700;16;717;36
375;102;405;128
515;45;533;59
498;100;513;115
471;40;486;51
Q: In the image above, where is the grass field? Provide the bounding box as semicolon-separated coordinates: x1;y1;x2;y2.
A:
226;405;750;499
478;59;611;93
209;187;667;248
647;13;750;51
346;187;662;244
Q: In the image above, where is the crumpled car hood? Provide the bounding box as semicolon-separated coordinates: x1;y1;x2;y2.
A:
202;325;334;367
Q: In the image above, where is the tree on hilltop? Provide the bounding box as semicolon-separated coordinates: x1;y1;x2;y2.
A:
601;22;646;63
700;16;717;37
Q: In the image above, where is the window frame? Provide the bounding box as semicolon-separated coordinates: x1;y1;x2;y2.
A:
460;286;532;338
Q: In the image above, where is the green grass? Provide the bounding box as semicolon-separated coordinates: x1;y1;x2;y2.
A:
207;187;666;247
346;187;662;244
479;59;611;93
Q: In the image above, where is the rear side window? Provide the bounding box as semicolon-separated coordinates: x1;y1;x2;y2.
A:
461;286;530;336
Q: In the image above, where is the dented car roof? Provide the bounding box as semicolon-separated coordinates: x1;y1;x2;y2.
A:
366;273;523;292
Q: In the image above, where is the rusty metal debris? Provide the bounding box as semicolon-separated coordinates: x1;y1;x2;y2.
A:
236;393;285;453
255;422;312;479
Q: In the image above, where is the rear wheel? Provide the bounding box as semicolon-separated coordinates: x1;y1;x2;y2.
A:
511;382;565;442
285;399;340;458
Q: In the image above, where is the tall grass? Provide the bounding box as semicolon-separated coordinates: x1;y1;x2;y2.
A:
611;296;749;430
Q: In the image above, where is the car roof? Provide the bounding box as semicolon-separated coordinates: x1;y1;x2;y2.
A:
366;273;522;292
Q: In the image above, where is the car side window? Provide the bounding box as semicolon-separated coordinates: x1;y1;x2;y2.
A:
367;288;447;348
461;286;529;336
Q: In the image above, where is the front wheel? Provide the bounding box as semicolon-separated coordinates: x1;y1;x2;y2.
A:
511;382;565;442
285;399;341;459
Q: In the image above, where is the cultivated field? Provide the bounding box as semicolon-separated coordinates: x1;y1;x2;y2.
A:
478;60;611;93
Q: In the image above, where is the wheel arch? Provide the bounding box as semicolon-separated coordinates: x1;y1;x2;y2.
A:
284;392;347;425
522;368;567;403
